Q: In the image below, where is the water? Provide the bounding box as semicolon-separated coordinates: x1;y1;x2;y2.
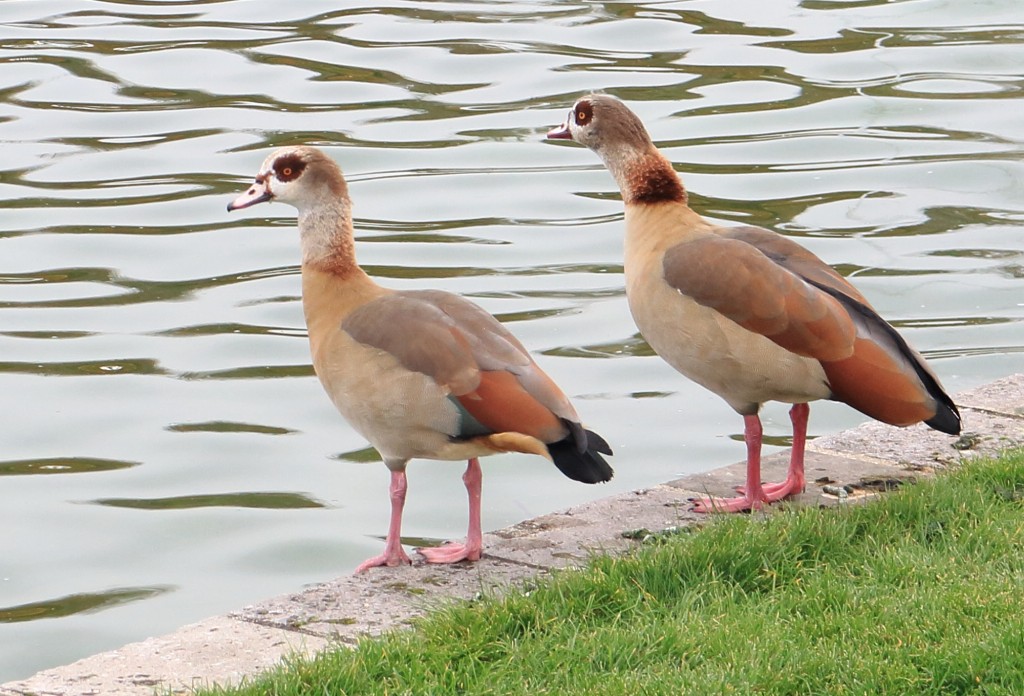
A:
1;0;1021;681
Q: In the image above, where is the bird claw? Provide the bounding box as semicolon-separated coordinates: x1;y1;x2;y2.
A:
690;494;765;514
691;476;804;513
354;549;413;573
736;479;804;498
416;541;481;565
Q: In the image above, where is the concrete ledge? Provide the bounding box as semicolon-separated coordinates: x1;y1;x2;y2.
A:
0;618;327;696
4;374;1023;696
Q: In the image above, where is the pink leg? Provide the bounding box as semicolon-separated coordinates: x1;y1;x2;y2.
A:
692;414;768;513
355;469;413;572
759;403;808;497
417;458;484;564
692;404;809;513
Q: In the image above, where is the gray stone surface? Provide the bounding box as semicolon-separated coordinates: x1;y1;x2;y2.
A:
0;617;327;696
951;373;1024;416
234;483;706;643
235;556;533;642
3;374;1021;696
670;449;922;507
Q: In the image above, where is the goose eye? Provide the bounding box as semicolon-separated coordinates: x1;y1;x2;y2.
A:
574;101;593;126
273;155;306;182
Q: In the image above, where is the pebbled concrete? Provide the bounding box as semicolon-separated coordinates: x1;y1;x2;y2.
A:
3;374;1022;696
0;618;328;696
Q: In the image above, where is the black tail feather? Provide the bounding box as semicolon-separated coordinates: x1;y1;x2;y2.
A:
926;400;962;435
548;424;613;484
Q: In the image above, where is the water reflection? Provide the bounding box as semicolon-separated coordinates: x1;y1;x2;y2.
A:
0;587;174;624
0;357;166;376
166;420;297;434
92;492;325;510
179;363;313;380
0;457;138;476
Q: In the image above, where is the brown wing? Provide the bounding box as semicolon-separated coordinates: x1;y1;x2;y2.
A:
341;290;575;443
723;227;958;430
721;226;870;305
341;293;481;396
665;224;959;432
662;232;857;362
813;296;960;432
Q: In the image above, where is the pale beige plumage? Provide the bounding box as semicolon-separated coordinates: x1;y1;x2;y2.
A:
228;146;612;570
549;95;959;512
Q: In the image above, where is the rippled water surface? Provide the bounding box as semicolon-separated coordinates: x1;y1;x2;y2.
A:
1;0;1022;680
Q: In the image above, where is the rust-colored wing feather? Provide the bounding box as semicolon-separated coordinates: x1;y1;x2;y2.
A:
723;226;958;431
341;290;574;443
663;224;960;432
813;290;961;432
454;371;564;443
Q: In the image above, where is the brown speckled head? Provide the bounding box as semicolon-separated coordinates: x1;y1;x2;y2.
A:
227;146;357;274
548;94;685;206
548;95;649;151
228;146;349;213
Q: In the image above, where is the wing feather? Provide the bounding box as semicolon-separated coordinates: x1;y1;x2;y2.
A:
341;290;575;442
662;233;856;361
660;223;959;431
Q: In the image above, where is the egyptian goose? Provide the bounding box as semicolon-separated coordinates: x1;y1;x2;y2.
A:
227;146;612;570
548;95;959;512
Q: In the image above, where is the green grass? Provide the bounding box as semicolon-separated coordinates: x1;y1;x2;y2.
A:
203;450;1024;695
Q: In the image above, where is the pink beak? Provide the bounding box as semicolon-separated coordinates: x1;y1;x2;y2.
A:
546;122;572;140
227;179;272;212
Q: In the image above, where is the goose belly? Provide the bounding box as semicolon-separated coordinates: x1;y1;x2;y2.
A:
310;331;473;462
626;269;832;414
